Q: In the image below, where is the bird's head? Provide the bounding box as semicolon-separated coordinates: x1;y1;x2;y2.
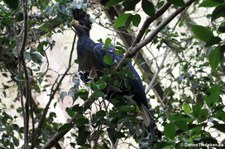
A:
71;9;92;36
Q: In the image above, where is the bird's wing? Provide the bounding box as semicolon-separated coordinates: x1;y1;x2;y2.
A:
93;43;121;67
92;43;148;106
92;43;159;137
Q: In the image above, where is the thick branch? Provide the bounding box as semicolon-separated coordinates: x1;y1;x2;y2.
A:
115;0;196;70
103;5;165;100
132;2;171;47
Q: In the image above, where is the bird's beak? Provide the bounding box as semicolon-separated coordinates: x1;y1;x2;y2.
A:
70;20;80;28
70;19;89;30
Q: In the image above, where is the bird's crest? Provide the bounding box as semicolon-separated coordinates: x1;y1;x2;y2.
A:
72;8;92;30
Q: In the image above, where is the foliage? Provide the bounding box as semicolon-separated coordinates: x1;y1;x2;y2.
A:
0;0;225;148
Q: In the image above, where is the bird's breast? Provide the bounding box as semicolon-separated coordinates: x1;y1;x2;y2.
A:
78;50;103;72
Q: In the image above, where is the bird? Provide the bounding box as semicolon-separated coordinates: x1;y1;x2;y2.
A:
70;8;160;142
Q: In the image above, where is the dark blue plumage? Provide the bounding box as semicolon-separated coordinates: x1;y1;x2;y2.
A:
71;9;160;139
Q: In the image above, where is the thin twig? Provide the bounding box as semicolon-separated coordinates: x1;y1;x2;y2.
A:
42;93;96;149
92;125;102;149
146;46;159;68
113;122;125;149
96;21;133;37
33;34;76;147
145;48;169;94
144;9;189;106
41;45;51;76
19;0;29;148
115;0;196;71
19;88;25;141
30;98;35;147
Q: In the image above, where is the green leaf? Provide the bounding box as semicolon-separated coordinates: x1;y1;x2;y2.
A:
212;124;225;133
208;46;221;71
66;107;74;117
33;84;41;93
205;36;221;47
214;110;225;122
3;0;19;10
198;109;209;122
75;89;89;100
174;120;188;131
199;0;220;7
37;41;48;56
105;38;112;45
71;104;83;113
15;12;23;22
212;5;225;21
30;52;43;64
77;126;91;145
192;104;201;119
12;124;19;132
103;55;113;65
218;22;225;33
58;123;73;132
114;13;132;28
142;0;155;16
92;91;105;98
121;105;136;112
40;22;51;32
169;113;192;122
182;103;191;114
95;110;106;118
205;85;220;106
208;85;220;94
164;123;176;139
13;137;19;146
132;14;141;27
92;80;107;90
122;0;140;11
75;114;89;126
168;0;185;6
190;24;214;42
190;125;202;136
212;0;225;3
105;0;123;7
104;38;112;49
107;128;125;143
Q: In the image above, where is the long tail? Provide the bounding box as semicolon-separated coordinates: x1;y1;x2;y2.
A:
139;104;161;139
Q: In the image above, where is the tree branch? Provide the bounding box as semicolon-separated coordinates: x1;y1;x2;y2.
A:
18;0;29;148
115;0;196;71
32;34;76;147
42;94;96;149
131;2;172;47
145;48;169;94
102;5;165;101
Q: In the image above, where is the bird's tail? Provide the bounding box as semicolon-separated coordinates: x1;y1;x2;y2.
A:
139;104;161;139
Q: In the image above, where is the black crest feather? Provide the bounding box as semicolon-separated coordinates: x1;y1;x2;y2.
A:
72;8;92;30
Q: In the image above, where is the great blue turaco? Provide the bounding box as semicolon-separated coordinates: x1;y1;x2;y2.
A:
70;8;161;142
